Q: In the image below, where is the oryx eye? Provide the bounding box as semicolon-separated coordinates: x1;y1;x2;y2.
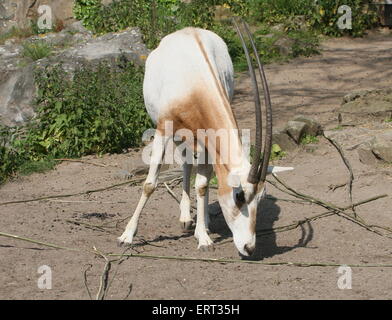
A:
236;191;245;204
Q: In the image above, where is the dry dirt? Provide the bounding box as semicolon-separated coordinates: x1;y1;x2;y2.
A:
1;30;392;300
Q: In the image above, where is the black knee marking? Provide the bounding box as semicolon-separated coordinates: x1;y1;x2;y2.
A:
143;183;155;196
196;185;208;197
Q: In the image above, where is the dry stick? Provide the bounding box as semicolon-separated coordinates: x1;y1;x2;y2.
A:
163;182;197;211
64;219;117;234
123;284;133;300
54;158;108;168
45;199;127;204
266;195;309;204
0;231;81;252
323;133;355;216
105;248;134;299
2;230;392;268
0;175;147;207
93;247;112;301
270;174;391;239
257;194;388;236
83;264;93;300
108;252;392;268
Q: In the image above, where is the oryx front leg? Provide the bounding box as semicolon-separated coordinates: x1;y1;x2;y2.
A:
194;163;213;251
118;132;169;246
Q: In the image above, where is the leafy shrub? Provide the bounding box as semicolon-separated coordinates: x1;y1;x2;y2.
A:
0;60;152;183
249;0;315;24
28;61;152;158
308;0;378;37
0;126;25;184
289;30;320;57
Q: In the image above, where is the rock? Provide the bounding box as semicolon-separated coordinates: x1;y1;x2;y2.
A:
0;0;75;34
285;120;307;144
0;65;36;125
342;89;373;103
272;129;297;151
273;37;295;56
372;131;392;163
357;142;377;165
63;21;90;35
271;24;285;33
0;27;150;126
339;88;392;116
293;115;323;136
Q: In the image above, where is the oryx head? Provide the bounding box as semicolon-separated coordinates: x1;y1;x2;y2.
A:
218;19;293;257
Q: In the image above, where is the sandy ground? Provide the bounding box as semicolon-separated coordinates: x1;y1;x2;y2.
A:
0;30;392;300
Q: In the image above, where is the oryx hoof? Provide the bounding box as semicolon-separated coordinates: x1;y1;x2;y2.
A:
117;232;135;247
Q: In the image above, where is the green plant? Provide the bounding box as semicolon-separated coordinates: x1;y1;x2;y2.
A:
18;158;57;176
0;26;34;45
250;143;287;162
29;61;152;158
270;143;287;161
300;134;319;145
249;0;315;24
21;41;53;61
309;0;378;37
289;30;320;57
0;59;153;184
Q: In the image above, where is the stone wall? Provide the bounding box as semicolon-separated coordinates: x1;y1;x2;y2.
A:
0;0;75;34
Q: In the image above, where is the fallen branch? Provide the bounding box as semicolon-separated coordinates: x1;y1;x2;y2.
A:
64;219;117;234
257;194;387;236
269;174;391;239
0;231;81;252
0;176;147;207
323;133;355;214
164;182;196;211
54;158;108;168
108;252;392;268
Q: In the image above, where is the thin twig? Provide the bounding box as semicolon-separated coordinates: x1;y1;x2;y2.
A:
108;252;392;268
54;158;108;168
0;231;81;252
269;175;390;239
45;199;127;204
0;176;147;207
2;230;392;269
83;264;93;300
164;182;196;211
323;134;355;214
64;219;117;234
257;194;387;236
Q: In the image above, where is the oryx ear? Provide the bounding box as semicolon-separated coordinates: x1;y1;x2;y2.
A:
267;166;294;174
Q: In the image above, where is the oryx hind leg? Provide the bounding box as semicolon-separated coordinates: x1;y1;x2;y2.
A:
118;131;170;245
194;151;214;251
179;162;194;232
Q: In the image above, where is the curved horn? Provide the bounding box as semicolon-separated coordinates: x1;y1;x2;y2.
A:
242;21;273;183
232;18;263;184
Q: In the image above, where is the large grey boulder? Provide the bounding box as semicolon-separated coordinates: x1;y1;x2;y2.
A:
372;131;392;163
285;120;307;144
272;129;297;151
339;88;392;116
293;115;323;136
357;141;377;165
0;27;150;126
0;0;75;34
